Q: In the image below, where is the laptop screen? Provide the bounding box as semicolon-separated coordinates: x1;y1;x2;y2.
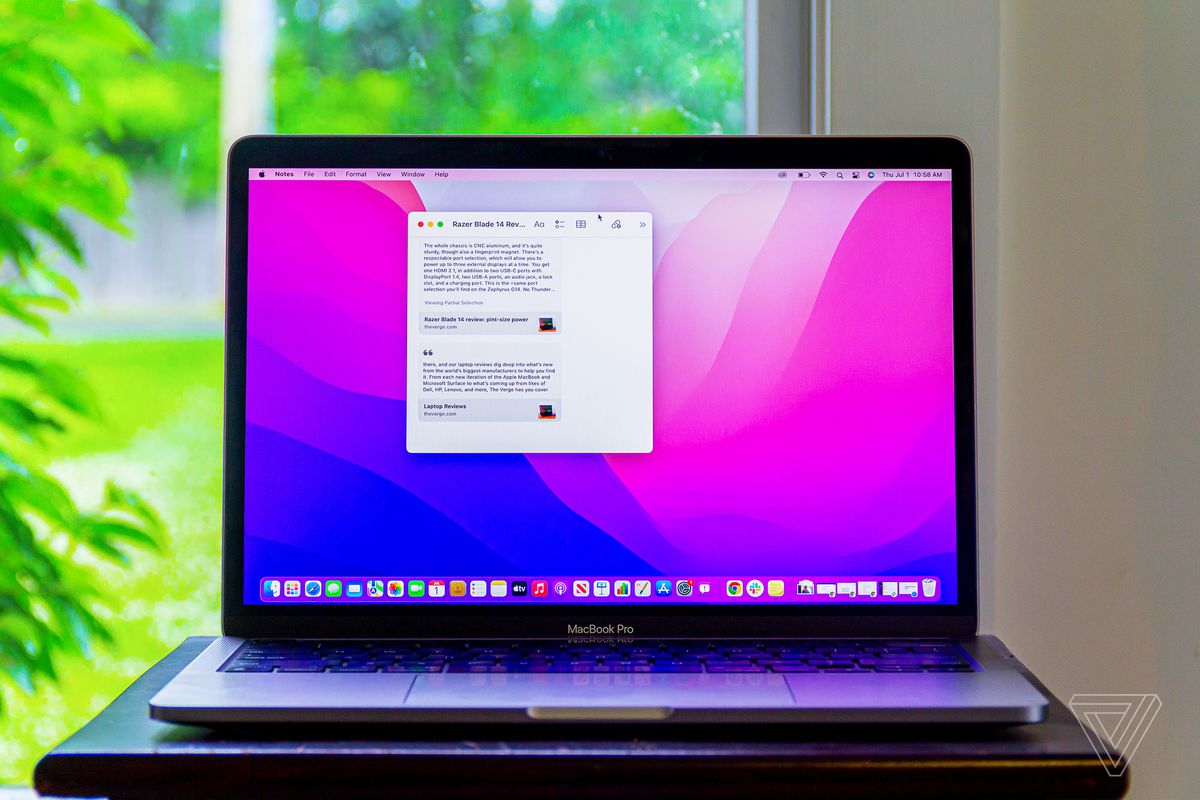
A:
243;166;957;606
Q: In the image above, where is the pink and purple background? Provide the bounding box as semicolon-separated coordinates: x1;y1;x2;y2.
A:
244;173;957;604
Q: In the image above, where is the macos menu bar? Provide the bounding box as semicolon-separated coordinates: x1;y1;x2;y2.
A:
249;168;951;182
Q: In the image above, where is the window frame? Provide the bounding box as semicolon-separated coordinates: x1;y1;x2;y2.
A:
743;0;829;134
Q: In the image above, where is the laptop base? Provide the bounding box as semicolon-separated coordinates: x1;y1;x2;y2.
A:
150;635;1046;725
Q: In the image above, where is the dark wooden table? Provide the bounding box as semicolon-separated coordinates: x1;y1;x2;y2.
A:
34;636;1127;799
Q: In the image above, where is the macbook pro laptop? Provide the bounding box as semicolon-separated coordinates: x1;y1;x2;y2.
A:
150;135;1048;724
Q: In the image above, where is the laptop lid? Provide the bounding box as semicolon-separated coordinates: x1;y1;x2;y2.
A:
222;136;977;639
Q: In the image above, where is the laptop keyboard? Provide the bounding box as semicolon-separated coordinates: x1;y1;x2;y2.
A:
221;639;974;674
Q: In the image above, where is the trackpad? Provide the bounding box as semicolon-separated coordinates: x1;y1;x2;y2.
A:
406;673;794;708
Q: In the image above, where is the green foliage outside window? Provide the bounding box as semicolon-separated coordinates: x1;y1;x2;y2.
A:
0;0;166;712
0;0;743;782
103;0;745;202
275;0;744;135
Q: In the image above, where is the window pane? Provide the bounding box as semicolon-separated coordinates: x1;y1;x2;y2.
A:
275;0;746;136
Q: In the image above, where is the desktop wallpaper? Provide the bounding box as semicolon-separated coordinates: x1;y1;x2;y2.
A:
243;174;957;603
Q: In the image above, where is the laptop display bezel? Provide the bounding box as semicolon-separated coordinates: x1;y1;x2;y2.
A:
222;135;978;639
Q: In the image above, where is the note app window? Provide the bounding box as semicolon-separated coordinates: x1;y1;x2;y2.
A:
407;212;653;454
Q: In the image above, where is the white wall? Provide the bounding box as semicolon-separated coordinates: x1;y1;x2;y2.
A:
996;3;1200;797
830;3;1198;796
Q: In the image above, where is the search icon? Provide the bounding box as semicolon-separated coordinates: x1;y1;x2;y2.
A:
836;171;844;179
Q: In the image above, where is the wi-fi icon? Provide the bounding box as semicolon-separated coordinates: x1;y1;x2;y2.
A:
819;170;828;178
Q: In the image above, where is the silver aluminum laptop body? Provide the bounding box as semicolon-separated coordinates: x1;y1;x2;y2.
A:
153;634;1045;724
150;135;1047;725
